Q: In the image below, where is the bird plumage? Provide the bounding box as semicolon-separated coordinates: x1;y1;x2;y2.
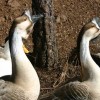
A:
39;17;100;100
0;41;12;77
0;10;42;100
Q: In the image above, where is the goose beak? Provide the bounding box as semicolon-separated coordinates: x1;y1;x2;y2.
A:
91;17;100;43
92;17;100;29
32;14;43;23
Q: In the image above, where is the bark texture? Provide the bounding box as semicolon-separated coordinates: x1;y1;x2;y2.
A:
32;0;58;68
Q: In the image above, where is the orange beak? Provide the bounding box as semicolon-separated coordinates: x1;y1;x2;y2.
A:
23;45;29;53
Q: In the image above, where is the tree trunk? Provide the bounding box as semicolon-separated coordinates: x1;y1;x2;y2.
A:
32;0;58;69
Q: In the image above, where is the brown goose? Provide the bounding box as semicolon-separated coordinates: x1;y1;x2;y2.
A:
0;10;43;100
39;17;100;100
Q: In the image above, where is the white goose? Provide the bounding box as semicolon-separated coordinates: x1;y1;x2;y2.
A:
0;11;42;100
0;41;12;77
39;17;100;100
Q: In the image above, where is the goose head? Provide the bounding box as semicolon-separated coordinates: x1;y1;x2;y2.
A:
82;17;100;40
13;10;43;39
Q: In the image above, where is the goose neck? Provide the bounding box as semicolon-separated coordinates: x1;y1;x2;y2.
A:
80;35;100;82
10;27;40;99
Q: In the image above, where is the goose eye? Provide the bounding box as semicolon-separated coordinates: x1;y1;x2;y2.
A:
23;16;27;21
22;16;27;21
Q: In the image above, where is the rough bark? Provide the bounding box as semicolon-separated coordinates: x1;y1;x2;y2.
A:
32;0;58;68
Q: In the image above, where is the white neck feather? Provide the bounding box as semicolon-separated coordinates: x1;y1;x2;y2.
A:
80;35;100;83
10;28;40;100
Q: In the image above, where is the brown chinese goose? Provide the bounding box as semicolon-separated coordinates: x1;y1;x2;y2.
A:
0;10;42;100
39;17;100;100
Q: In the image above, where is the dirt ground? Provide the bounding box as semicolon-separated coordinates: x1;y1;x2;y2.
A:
0;0;100;95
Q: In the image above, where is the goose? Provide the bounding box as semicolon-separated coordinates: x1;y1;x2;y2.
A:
39;17;100;100
0;10;43;100
0;41;12;77
0;10;31;78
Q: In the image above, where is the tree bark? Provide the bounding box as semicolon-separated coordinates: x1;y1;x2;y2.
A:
32;0;58;69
